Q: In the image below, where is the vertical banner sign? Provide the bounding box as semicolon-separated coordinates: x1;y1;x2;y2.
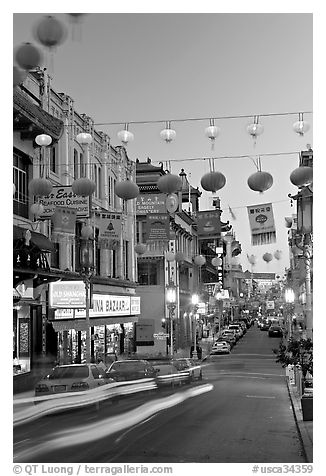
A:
196;210;221;239
51;207;77;234
247;203;276;245
98;212;122;248
145;213;170;242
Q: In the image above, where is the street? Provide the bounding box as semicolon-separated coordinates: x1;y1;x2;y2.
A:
13;325;305;463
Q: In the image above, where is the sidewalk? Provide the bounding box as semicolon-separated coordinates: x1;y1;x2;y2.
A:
286;381;313;463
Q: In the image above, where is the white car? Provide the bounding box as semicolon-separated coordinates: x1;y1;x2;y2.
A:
211;341;231;354
227;325;243;339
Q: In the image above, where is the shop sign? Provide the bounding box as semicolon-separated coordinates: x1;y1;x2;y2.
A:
98;213;122;241
145;213;170;242
197;302;207;314
53;294;141;319
195;210;221;239
49;281;86;309
36;186;91;219
135;319;155;346
266;301;275;309
136;194;167;215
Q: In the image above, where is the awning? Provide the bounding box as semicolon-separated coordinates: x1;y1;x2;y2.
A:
13;225;54;251
51;315;139;332
13;288;22;302
14;89;64;140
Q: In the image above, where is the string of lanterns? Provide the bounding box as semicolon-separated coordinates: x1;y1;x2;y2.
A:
247;250;283;265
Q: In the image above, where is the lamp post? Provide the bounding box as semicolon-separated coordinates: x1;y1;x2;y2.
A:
191;293;199;359
285;288;295;339
166;284;177;358
79;237;95;364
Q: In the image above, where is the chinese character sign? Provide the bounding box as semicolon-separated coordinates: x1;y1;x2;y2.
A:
145;214;170;242
247;203;276;245
98;213;122;241
51;207;77;234
196;210;221;239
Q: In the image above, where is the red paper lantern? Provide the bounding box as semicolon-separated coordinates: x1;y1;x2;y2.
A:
247;254;257;266
15;42;43;71
81;225;93;239
157;174;182;194
274;250;282;260
211;256;222;267
194;255;206;266
134;243;147;255
290;166;313;188
115;180;139;200
29;178;53;196
72;178;96;196
200;171;226;192
30;203;44;217
262;252;273;263
34;15;67;49
247;171;273;192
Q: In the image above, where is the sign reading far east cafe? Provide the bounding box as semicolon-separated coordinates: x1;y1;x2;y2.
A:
36;186;91;219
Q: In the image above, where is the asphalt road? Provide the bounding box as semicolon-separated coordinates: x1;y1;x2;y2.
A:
14;325;306;463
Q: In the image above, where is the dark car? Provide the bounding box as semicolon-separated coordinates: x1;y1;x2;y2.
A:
105;359;157;382
260;320;270;331
268;325;283;337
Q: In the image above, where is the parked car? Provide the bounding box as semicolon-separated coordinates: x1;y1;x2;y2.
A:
220;330;237;345
106;359;157;382
173;358;203;382
227;324;243;339
34;364;110;396
215;335;235;349
211;340;231;354
268;325;283;337
234;321;247;333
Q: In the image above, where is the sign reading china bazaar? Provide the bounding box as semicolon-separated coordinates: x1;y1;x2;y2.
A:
54;295;141;319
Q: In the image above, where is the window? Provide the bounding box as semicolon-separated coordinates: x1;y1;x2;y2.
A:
13;149;29;218
49;145;58;174
73;149;79;179
138;262;158;285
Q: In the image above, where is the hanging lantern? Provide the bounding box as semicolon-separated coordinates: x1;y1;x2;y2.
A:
284;217;293;228
274;250;282;260
200;171;226;192
165;251;175;262
194;255;206;266
29;178;53;196
262;252;273;263
30;203;44;218
134;243;147;255
114;180;139;200
211;256;222;267
247;171;273;192
72;178;96;196
13;66;27;88
15;42;43;71
34;15;67;49
160;122;176;143
293;113;310;137
117;124;134;146
76;132;92;145
290;166;313;188
175;251;186;262
247;254;257;266
247;116;264;146
157;174;182;194
81;224;93;239
35;134;52;147
205;119;220;149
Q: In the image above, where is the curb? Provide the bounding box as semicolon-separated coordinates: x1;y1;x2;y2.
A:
286;380;313;463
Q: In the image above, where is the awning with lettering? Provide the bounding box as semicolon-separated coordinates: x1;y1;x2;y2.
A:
13;225;54;251
51;315;139;332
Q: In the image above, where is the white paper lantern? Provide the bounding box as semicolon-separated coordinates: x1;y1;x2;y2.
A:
35;134;52;147
76;132;92;145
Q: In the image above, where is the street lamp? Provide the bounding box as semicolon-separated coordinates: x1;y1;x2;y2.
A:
285;288;295;339
191;293;199;359
166;284;177;358
79;237;95;363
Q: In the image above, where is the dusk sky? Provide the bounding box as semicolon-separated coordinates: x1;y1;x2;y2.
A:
12;8;313;276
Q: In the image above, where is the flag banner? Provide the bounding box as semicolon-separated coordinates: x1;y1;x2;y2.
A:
51;206;77;235
247;203;276;245
98;212;122;241
196;210;221;239
145;213;170;242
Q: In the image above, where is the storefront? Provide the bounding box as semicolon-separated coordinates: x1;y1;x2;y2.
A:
48;282;141;364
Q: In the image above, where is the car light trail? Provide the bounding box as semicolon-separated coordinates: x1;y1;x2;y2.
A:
14;383;213;462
